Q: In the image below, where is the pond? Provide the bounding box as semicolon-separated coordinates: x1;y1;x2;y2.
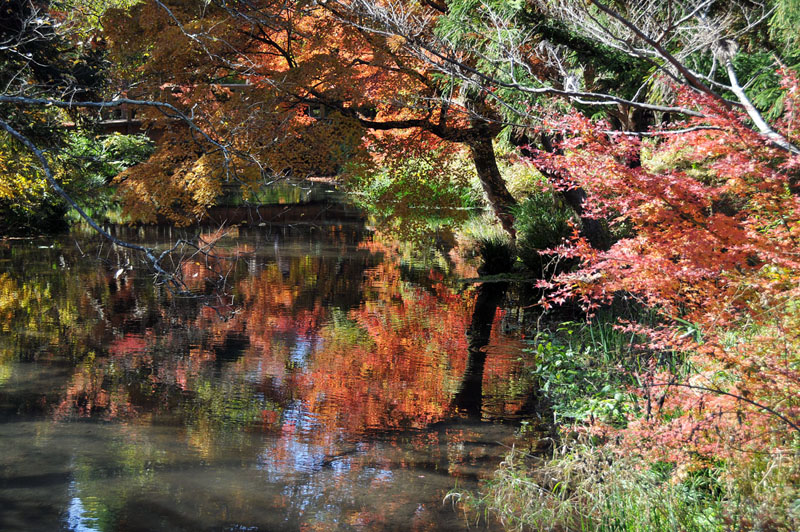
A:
0;216;539;531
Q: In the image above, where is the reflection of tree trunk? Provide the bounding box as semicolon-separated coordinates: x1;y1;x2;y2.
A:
468;137;517;239
451;281;508;416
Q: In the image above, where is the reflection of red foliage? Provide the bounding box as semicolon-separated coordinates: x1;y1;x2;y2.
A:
50;235;529;450
290;251;524;441
108;334;150;357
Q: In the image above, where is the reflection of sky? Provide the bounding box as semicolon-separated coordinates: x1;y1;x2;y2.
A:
257;440;397;522
289;337;311;368
257;438;330;515
288;333;325;371
258;399;323;480
282;399;318;434
371;468;393;483
66;482;101;532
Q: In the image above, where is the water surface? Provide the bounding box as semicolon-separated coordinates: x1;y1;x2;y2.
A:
0;221;535;531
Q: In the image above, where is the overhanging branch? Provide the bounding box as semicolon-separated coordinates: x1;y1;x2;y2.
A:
0;116;181;287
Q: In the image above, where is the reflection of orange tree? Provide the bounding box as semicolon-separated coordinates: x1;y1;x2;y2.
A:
288;240;520;441
1;236;533;530
232;265;330;355
297;282;471;436
48;235;524;447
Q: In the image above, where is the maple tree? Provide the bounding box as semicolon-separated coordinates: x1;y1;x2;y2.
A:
95;1;796;241
529;77;800;462
314;0;800;245
94;0;525;234
0;0;795;252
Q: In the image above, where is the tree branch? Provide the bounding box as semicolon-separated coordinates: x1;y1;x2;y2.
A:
724;58;800;155
319;0;706;118
0;117;182;288
648;381;800;434
589;0;719;98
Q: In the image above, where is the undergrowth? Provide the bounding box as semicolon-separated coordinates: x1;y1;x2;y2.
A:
450;314;800;531
451;442;799;532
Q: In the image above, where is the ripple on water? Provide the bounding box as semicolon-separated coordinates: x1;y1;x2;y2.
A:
0;226;536;531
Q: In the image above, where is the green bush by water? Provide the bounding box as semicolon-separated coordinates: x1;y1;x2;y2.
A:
527;321;642;427
61;133;154;225
0;132;154;234
344;147;481;242
513;190;575;278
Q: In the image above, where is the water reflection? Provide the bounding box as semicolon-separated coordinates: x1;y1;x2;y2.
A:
452;281;509;417
0;223;535;531
67;482;103;532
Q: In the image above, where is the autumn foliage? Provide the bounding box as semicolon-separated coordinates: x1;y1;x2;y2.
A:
531;75;800;462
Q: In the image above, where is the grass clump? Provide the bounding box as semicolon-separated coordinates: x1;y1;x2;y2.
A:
453;443;799;532
514;191;573;255
456;213;516;274
513;189;575;279
456;186;574;279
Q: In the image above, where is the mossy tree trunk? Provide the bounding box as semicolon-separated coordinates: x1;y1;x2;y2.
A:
468;136;517;239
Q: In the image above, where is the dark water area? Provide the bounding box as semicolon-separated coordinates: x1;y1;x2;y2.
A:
0;219;538;531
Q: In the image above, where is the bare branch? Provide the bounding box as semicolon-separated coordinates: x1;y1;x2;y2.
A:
0;116;181;287
608;125;723;136
588;0;718;97
318;0;706;118
723;58;800;155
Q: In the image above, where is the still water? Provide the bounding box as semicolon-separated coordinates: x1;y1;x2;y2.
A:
0;220;536;531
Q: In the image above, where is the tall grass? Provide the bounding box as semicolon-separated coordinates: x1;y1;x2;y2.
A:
513;190;575;278
452;443;799;532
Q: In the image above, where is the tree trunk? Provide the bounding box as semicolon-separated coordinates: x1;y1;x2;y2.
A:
537;133;613;251
468;137;517;239
559;186;612;251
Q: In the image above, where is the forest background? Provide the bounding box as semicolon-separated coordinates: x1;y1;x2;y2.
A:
1;0;799;529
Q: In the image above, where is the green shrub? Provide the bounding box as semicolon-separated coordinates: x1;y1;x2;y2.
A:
61;132;154;222
0;196;69;235
513;189;575;278
0;132;154;234
344;147;482;242
526;319;643;427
